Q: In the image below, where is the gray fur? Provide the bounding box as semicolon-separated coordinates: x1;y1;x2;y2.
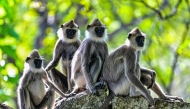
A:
17;49;69;109
99;28;184;109
45;20;80;93
100;28;155;109
70;19;108;94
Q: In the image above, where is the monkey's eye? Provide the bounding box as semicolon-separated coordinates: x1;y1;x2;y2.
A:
66;29;76;39
94;27;105;37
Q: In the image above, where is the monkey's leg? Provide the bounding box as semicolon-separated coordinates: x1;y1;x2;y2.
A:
141;67;156;89
36;89;55;109
140;72;154;89
50;68;68;93
24;89;32;109
68;72;85;96
150;82;184;102
141;73;184;102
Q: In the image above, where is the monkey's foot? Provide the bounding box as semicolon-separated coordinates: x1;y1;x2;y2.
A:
88;87;98;95
154;96;184;103
55;97;63;102
55;98;65;107
164;96;184;102
124;94;130;100
78;88;86;92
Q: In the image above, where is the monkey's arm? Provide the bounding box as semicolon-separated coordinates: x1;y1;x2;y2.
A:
101;42;108;61
97;44;109;89
81;41;96;93
18;72;32;109
123;57;154;106
45;40;62;71
43;71;70;97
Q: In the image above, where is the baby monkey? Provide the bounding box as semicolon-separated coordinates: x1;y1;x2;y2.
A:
17;49;70;109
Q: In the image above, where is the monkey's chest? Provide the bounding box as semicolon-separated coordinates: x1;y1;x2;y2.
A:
62;47;77;61
27;78;46;105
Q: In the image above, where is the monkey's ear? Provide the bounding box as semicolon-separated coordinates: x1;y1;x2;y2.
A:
25;57;30;62
60;24;64;28
87;25;91;29
128;33;132;39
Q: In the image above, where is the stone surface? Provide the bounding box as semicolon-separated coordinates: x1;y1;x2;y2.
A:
54;89;190;109
2;89;190;109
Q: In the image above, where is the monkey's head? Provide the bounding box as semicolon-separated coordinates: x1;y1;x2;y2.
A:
57;20;80;43
127;28;146;50
25;49;44;70
86;18;107;42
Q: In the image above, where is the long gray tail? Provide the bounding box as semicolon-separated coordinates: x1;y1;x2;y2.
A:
98;90;115;109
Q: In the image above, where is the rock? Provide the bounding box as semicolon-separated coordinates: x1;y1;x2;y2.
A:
55;89;190;109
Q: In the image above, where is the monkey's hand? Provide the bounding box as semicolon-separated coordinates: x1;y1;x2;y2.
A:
90;87;97;94
94;78;107;89
88;85;98;95
147;70;156;89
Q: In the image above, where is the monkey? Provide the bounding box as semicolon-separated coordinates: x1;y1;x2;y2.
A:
69;18;108;95
99;28;184;109
17;49;70;109
45;20;80;93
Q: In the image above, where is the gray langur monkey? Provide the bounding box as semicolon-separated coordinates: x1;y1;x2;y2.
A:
69;18;108;95
17;49;70;109
99;28;184;109
45;20;80;93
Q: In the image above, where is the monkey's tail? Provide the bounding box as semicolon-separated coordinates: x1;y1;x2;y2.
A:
98;90;115;109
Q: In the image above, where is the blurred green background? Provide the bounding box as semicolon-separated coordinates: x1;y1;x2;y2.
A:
0;0;190;108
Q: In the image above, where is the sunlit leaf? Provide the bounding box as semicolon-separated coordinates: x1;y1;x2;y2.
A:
0;45;17;59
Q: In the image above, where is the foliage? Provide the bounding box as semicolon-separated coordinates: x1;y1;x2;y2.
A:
0;0;189;108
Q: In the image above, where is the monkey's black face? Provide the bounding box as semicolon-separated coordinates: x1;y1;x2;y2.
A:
136;36;145;47
94;27;105;37
66;29;76;39
34;59;42;69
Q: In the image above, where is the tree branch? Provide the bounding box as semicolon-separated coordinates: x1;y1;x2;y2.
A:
108;0;154;40
139;0;182;20
167;20;189;94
